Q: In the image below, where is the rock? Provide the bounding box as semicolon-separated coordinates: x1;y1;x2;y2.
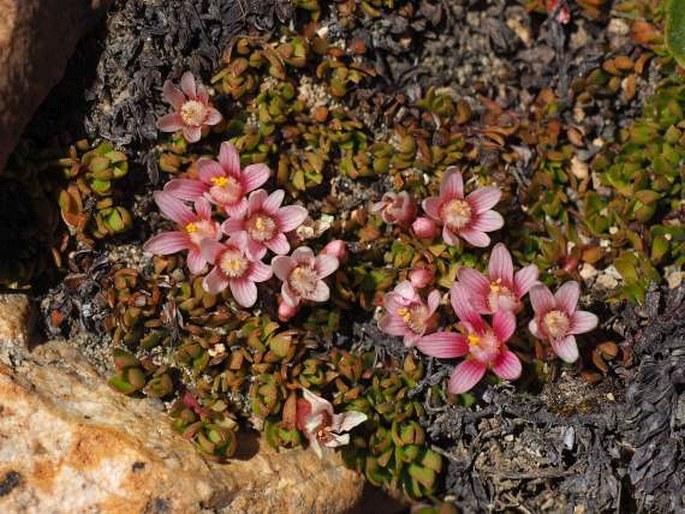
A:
0;0;113;172
0;297;364;513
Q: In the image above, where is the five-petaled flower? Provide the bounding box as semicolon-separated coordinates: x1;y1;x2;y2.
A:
417;283;522;394
221;189;308;260
422;167;504;247
457;243;539;314
156;71;222;143
143;191;221;275
297;389;367;458
164;142;270;217
372;191;417;226
200;236;273;308
378;281;441;347
528;281;598;363
272;246;339;307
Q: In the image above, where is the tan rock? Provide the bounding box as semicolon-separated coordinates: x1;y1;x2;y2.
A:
0;0;113;171
0;337;364;513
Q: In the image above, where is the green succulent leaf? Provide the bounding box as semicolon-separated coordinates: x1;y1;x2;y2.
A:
667;0;685;68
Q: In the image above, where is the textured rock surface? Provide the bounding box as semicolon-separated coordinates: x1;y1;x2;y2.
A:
0;297;364;513
0;0;113;171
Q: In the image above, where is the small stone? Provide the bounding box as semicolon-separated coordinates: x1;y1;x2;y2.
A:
570;156;588;180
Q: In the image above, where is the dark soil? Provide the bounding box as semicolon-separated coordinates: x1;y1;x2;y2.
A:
12;0;685;512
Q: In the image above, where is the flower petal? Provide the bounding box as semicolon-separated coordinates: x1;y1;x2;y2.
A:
282;283;300;307
570;311;598;335
156;113;185;132
194;197;213;220
242;163;271;192
164;178;208;201
203;267;229;295
183;126;202;143
247;239;267;260
426;290;441;315
221;217;244;236
459;227;491;248
219;142;241;176
440;168;464;199
334;411;367;433
450;283;486;331
248;189;268;215
315;254;339;278
277;205;308;233
422;197;442;220
180;71;197;98
266;233;290;255
302;389;333;419
230;278;258;308
199;239;225;265
291;246;316;265
307;281;330;303
205;107;222;125
514;264;540;296
262;189;285;214
529;284;556;315
492;351;522;380
162;81;185;110
457;267;490;297
187;248;207;275
442;226;461;246
271;255;296;281
488;243;514;284
528;318;542;339
154;191;195;226
448;360;487;394
196;83;209;104
551;334;579;363
470;210;504;233
223;199;248;218
378;314;409;337
417;332;469;358
197;158;225;183
555;281;580;314
143;231;189;255
249;261;273;283
467;186;501;213
493;310;516;342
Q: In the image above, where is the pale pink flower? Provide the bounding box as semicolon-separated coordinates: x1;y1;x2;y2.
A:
412;216;438;239
409;267;434;289
278;300;300;322
372;191;417;225
378;281;441;347
156;72;222;143
296;389;367;458
221;189;308;260
164;142;270;217
272;247;339;307
143;191;220;275
321;240;347;263
528;281;598;363
457;243;539;315
199;237;273;308
417;283;522;394
422;167;504;247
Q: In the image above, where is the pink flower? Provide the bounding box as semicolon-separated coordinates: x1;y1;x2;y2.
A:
378;281;441;347
409;267;433;289
456;243;539;315
199;237;273;308
417;283;522;394
221;189;308;260
422;167;504;247
412;216;438;239
164;142;270;217
296;389;367;458
321;240;347;263
272;247;339;307
143;191;220;275
528;281;598;363
278;300;299;322
372;191;417;225
156;72;222;143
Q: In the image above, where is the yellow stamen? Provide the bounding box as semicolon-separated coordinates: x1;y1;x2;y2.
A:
397;307;412;323
185;222;197;233
468;333;480;346
211;176;229;187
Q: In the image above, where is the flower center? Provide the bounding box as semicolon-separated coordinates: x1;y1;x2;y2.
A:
440;199;472;230
467;331;501;363
289;266;320;297
210;175;243;206
542;310;570;340
219;249;249;278
487;279;517;312
180;100;207;126
246;214;277;242
186;219;218;246
314;411;335;444
396;304;429;334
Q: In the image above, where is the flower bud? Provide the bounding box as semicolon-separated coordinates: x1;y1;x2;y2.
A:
409;267;433;289
412;217;437;239
321;239;347;263
278;300;299;322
